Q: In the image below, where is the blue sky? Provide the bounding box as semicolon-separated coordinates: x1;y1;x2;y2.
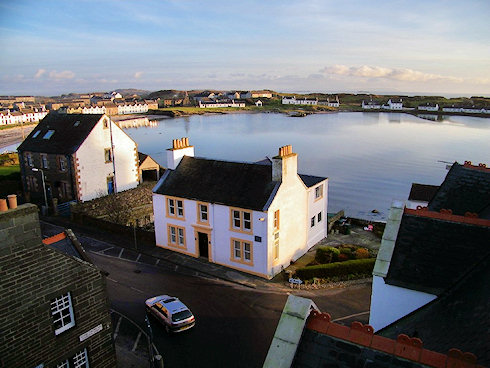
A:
1;0;489;96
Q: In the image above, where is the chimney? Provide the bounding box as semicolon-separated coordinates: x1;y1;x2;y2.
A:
166;137;195;170
272;145;297;182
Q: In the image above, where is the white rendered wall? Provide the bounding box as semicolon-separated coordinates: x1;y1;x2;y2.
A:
405;199;429;210
369;275;437;331
76;116;138;201
268;174;308;277
166;146;195;169
212;204;268;277
306;180;329;248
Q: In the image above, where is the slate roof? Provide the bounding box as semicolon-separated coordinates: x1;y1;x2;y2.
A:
138;152;148;164
17;113;103;154
293;329;429;368
408;183;439;202
42;231;93;264
380;255;490;367
385;212;490;294
154;156;278;211
428;162;490;218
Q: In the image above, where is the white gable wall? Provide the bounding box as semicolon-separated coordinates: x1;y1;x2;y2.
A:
369;275;437;331
268;174;308;277
75;116;138;201
306;180;328;248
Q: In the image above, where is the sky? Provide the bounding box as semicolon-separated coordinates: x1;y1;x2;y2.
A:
1;0;489;96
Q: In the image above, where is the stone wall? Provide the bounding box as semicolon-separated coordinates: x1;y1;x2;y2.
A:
0;204;117;367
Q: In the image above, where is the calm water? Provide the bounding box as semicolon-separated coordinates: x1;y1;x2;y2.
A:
126;112;489;221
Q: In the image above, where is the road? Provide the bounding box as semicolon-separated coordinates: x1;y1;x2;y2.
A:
41;221;371;368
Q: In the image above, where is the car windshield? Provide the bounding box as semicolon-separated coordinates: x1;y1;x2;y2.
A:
172;310;192;322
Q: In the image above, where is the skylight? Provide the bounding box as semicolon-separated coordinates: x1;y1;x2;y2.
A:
74;121;80;127
32;130;41;138
43;130;55;139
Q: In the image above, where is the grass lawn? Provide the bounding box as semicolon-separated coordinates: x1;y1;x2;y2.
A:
0;165;20;176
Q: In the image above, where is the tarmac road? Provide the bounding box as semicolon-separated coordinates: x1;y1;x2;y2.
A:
41;220;371;368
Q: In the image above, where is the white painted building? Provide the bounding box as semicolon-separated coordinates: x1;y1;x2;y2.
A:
18;113;139;203
383;99;403;110
282;96;318;105
152;139;328;279
198;99;245;108
327;96;340;108
442;105;462;112
417;103;439;111
361;100;381;109
241;91;273;99
0;109;48;125
116;102;149;114
82;105;107;114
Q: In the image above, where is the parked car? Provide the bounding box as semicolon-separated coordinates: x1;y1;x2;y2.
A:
145;295;195;333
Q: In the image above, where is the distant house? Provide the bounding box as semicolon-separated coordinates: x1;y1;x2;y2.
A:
461;105;484;114
361;100;382;109
226;91;241;100
152;138;328;279
282;96;318;105
417;103;439;111
193;91;216;102
370;161;490;333
18;113;139;205
145;99;159;110
0;108;48;125
255;100;263;107
0;203;117;367
442;105;462;113
198;99;245;108
327;95;340;108
241;91;273;99
116;101;149;114
383;99;403;110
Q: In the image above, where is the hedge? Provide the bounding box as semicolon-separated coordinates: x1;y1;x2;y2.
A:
315;246;340;263
296;258;375;280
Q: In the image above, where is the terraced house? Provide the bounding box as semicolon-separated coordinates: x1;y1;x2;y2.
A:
153;138;328;279
18;113;139;206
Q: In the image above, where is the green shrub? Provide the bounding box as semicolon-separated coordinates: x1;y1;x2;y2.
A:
339;247;356;260
296;258;375;280
315;246;340;263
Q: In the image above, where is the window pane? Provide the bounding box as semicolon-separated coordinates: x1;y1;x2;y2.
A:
177;200;183;216
244;243;251;260
178;228;184;245
311;217;315;227
233;211;240;228
234;240;241;258
318;212;322;222
200;205;208;221
168;199;175;214
170;227;176;242
243;212;251;230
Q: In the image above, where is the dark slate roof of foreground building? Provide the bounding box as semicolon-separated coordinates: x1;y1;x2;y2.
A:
380;255;490;367
155;156;327;211
155;156;278;211
385;211;490;294
408;183;439;202
264;295;483;368
428;162;490;218
18;113;103;154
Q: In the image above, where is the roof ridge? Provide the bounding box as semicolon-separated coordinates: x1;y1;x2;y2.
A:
405;207;490;227
306;311;480;368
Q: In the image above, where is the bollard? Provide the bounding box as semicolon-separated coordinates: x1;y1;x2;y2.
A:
0;199;7;212
7;194;17;209
154;354;164;368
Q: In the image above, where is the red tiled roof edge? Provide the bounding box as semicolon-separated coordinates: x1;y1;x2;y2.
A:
462;161;490;172
404;207;490;227
42;232;67;245
305;310;482;368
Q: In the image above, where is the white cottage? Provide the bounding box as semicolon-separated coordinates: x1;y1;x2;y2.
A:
152;138;328;279
18;113;139;204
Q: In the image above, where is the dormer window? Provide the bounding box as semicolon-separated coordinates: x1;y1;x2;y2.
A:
43;130;55;140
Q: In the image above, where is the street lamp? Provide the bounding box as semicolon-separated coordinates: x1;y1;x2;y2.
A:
31;168;48;210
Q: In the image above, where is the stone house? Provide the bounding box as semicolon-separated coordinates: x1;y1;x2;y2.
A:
18;113;139;205
0;203;117;367
152;138;328;279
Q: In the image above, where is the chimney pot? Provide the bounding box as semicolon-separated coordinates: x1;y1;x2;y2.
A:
7;194;17;209
0;198;7;212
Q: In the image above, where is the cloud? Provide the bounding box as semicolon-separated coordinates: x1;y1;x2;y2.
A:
320;65;463;83
134;71;143;79
34;69;46;78
48;70;75;80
